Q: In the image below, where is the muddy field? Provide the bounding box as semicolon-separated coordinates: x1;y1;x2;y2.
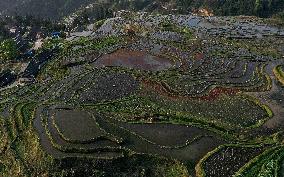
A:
93;49;174;71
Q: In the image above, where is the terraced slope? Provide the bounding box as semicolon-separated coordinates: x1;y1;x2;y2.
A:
0;12;284;177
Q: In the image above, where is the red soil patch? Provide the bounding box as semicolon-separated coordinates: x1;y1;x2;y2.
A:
199;87;240;101
194;52;204;60
93;49;173;71
141;79;180;100
141;79;240;101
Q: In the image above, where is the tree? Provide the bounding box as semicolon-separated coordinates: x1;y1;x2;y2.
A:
0;39;19;62
254;0;264;16
177;0;193;13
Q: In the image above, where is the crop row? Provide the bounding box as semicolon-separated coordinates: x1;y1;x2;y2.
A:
234;146;284;177
196;144;267;177
273;65;284;86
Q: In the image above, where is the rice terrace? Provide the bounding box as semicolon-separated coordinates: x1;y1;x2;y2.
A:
0;6;284;177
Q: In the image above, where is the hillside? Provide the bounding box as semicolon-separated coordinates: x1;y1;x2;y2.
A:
0;1;284;177
176;0;284;17
0;10;284;176
0;0;283;19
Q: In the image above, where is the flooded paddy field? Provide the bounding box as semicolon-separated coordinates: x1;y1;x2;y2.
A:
32;102;227;164
93;49;175;71
52;109;111;142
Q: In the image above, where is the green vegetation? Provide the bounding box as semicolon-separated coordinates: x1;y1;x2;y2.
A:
94;19;106;29
92;36;121;50
90;92;269;134
52;154;189;177
218;38;282;59
234;146;284;177
42;38;65;50
196;144;266;177
1;0;283;21
0;9;284;177
0;39;19;61
0;102;54;176
161;21;193;41
64;35;123;56
177;0;284;17
273;65;284;86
